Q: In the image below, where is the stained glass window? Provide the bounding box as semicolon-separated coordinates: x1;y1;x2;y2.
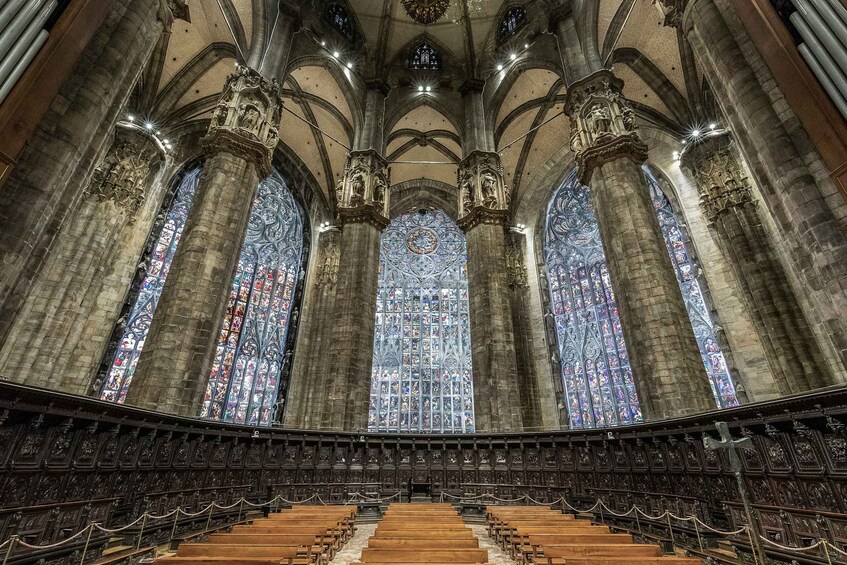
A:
325;3;353;39
544;169;739;429
498;5;527;42
102;170;305;426
369;209;475;433
409;42;441;70
544;171;641;429
200;172;304;426
646;170;739;408
100;168;202;403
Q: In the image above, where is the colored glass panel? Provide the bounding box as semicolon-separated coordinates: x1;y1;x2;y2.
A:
369;209;474;433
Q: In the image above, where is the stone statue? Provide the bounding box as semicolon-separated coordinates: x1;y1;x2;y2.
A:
212;104;228;128
238;105;260;131
350;173;366;206
481;171;497;207
589;104;612;136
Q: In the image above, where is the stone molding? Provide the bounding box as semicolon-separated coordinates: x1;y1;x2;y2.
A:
335;149;390;219
680;132;754;223
652;0;687;28
457;207;511;232
203;65;284;177
84;126;163;221
458;150;510;220
336;205;390;230
563;70;647;184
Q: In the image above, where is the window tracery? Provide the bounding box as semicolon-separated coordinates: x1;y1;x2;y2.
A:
409;42;441;70
498;5;527;42
544;169;739;429
325;3;353;40
369;209;474;433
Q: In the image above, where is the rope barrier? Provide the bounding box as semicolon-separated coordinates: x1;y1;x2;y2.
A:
14;525;93;550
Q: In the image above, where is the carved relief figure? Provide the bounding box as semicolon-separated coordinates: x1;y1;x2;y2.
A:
588;104;612;137
350;172;366;206
238;105;260;132
460;174;474;212
481;171;498;208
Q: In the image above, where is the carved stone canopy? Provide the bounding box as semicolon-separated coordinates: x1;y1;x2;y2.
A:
203;65;284;177
563;69;647;184
335;149;390;229
85;126;164;220
457;150;510;222
679;132;754;222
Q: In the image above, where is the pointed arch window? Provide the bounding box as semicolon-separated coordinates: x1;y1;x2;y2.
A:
498;5;527;42
99;168;202;404
201;173;304;425
646;170;738;409
409;41;441;70
101;168;305;427
325;3;353;40
544;169;738;429
369;209;474;433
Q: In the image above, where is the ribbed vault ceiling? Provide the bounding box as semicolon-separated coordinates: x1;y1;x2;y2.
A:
133;0;706;215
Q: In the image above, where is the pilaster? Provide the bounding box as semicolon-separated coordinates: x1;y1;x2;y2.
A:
564;69;714;421
127;67;284;416
681;132;832;392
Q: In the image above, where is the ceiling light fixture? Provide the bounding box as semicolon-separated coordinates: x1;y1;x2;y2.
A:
497;64;503;71
145;123;154;130
510;53;517;60
346;61;353;69
709;122;717;130
127;115;135;122
418;85;424;92
425;85;432;92
332;51;340;58
691;129;701;137
401;0;450;25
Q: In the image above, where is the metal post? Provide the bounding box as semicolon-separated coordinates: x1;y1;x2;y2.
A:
666;513;675;546
80;524;95;565
635;508;642;534
205;504;214;531
237;498;245;523
599;501;604;524
136;514;147;550
693;518;704;552
823;540;834;565
169;507;181;547
745;526;760;565
2;536;17;565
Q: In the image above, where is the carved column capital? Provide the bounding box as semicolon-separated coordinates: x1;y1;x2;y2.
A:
563;70;647;184
84;125;164;221
202;66;284;177
679;132;754;223
457;150;511;229
651;0;688;28
335;149;390;229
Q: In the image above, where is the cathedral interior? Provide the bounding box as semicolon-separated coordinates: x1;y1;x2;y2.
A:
1;0;847;563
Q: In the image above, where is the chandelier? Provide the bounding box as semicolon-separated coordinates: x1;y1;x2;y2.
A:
401;0;450;25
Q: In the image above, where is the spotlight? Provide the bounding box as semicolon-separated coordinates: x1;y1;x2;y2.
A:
691;129;701;137
127;115;135;122
425;85;431;92
524;43;529;49
321;40;326;46
332;51;339;58
145;123;154;130
418;85;424;92
510;53;517;60
346;61;353;69
497;64;503;71
156;131;161;135
163;139;169;144
709;123;717;130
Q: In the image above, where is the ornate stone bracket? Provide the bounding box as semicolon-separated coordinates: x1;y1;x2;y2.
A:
335;149;390;228
203;65;284;177
680;132;754;223
84;126;164;221
651;0;687;28
457;150;511;225
564;70;648;184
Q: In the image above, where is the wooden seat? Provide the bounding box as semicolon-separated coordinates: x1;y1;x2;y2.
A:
367;538;479;548
359;548;489;563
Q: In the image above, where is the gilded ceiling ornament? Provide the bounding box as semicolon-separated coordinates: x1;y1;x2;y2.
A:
401;0;450;25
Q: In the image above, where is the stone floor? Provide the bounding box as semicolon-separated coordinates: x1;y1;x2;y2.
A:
326;521;516;565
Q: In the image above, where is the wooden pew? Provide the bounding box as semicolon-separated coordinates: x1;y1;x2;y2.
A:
359;548;489;563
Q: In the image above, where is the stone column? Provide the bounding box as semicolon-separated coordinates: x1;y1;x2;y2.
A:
681;133;831;392
0;0;174;349
564;70;714;420
127;67;284;415
321;150;390;431
0;126;166;392
666;0;847;375
457;148;524;432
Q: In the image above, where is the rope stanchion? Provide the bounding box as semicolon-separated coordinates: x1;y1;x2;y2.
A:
635;509;642;534
693;517;704;553
2;536;16;565
93;513;147;534
666;513;675;546
136;514;147;550
823;539;834;565
168;507;181;547
746;526;760;565
205;503;214;532
79;524;96;565
15;524;92;549
237;499;244;523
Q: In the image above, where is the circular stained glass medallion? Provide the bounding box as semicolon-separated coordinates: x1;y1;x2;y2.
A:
406;227;438;254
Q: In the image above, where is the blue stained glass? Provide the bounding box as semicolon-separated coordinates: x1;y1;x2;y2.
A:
102;169;305;427
325;3;353;39
99;168;202;404
545;169;739;429
645;169;739;409
544;171;641;429
369;209;474;433
498;5;527;42
410;42;441;70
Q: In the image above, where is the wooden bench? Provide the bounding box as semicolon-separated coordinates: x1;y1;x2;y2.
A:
358;548;489;563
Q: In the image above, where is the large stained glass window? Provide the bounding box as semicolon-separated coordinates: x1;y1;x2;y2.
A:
369;209;474;433
409;42;441;70
498;5;527;42
102;168;305;426
646;170;738;408
544;171;641;429
100;168;202;403
325;3;353;39
201;173;304;425
544;169;738;429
